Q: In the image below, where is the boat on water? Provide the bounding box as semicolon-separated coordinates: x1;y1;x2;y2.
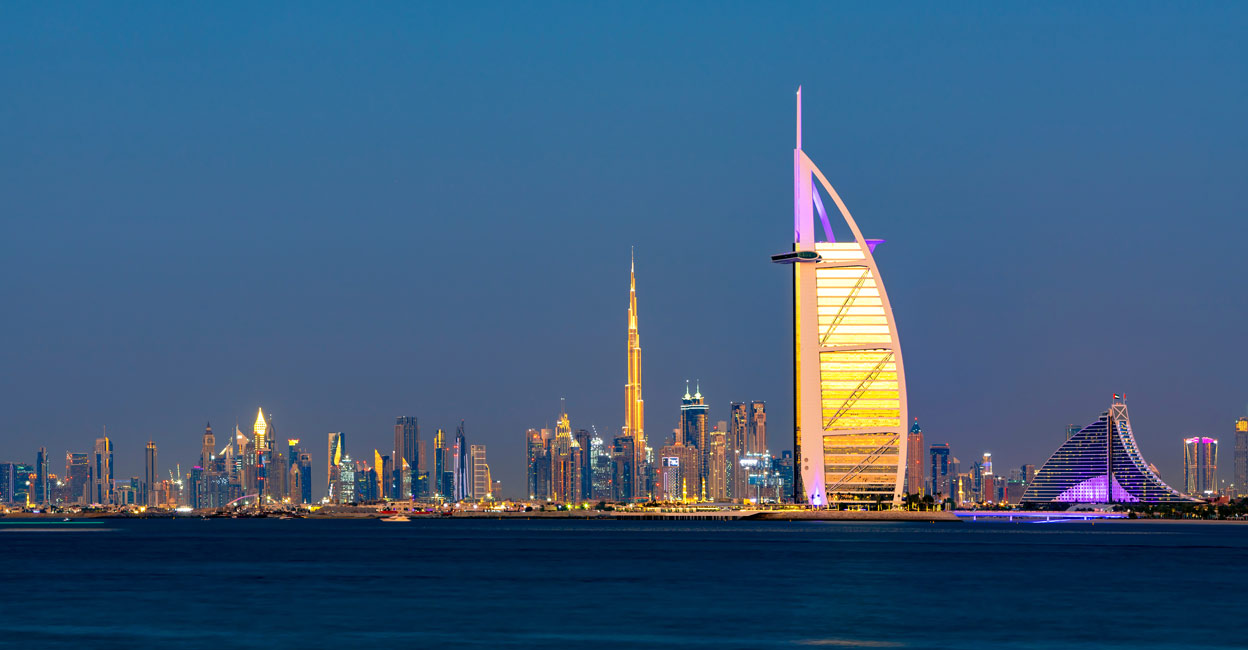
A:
380;515;410;522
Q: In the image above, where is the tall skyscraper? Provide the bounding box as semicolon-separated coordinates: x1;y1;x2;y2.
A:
66;452;89;504
327;432;346;504
551;409;574;502
394;416;418;500
253;408;269;452
526;428;548;500
1183;436;1218;496
34;447;48;505
434;428;450;499
471;445;490;499
772;89;908;506
929;443;951;499
611;436;636;502
746;401;767;455
728;402;749;500
93;435;113;505
706;428;727;501
590;431;611;500
453;422;469;501
905;420;924;496
623;250;646;501
297;451;313;504
201;423;215;470
1234;417;1248;497
144;441;157;507
679;382;708;499
574;429;592;502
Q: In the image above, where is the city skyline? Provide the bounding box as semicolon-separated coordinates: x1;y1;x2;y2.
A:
2;4;1246;494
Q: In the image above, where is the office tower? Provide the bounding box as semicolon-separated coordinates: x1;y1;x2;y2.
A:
34;447;48;505
623;250;646;501
728;402;749;500
93;436;113;505
905;420;924;496
657;443;700;502
706;429;727;501
374;449;386;500
929;443;951;499
66;452;89;504
981;452;993;478
471;445;490;499
1022;464;1036;485
1183;437;1217;496
338;455;355;504
551;409;574;502
287;439;300;469
297;452;313;504
679;383;708;498
772;89;908;506
1066;424;1081;441
1022;396;1193;504
590;432;611;500
526;428;548;500
394;416;418;500
268;450;288;503
453;422;469;501
201;423;215;469
416;438;429;498
1235;417;1248;497
777;451;795;502
327;432;346;504
611;436;636;502
746;401;767;455
434;429;450;499
144;441;157;507
574;429;592;502
289;463;302;505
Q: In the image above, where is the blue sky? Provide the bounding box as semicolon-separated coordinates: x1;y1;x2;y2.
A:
1;3;1244;496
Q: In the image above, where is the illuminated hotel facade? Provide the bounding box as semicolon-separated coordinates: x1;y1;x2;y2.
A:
1021;396;1193;504
773;88;908;506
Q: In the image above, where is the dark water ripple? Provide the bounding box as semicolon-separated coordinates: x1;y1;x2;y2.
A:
0;519;1244;649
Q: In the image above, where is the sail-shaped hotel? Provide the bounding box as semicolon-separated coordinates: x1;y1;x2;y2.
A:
773;89;908;506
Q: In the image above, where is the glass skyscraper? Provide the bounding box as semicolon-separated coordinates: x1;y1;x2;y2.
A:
1183;436;1217;496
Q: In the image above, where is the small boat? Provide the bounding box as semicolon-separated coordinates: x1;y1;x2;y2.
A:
380;515;410;522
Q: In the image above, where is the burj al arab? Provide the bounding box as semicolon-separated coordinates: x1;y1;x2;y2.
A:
773;88;908;507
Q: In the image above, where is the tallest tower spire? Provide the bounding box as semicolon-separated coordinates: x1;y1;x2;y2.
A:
624;250;645;501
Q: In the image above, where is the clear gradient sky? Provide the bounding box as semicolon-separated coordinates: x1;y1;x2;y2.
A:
2;3;1245;498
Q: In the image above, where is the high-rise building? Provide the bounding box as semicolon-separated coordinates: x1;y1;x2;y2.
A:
201;423;216;470
728;402;749;500
705;428;728;501
746;401;767;455
656;443;700;502
253;408;269;453
551;409;574;502
526;428;548;500
772;89;908;506
1022;396;1194;504
453;422;469;502
297;451;313;504
34;447;49;505
611;436;636;502
981;452;993;478
1066;424;1081;441
679;382;708;499
93;436;113;505
905;420;924;496
394;416;418;500
1022;464;1037;486
66;452;89;504
471;445;490;499
327;432;346;504
1183;437;1218;496
144;441;157;507
574;429;592;502
929;443;951;499
338;455;355;504
1234;417;1248;497
434;428;451;499
623;250;646;502
590;430;611;501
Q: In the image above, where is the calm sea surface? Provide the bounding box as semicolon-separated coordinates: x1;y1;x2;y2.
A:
1;518;1244;649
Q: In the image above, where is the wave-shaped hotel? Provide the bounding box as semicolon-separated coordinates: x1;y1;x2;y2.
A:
774;89;908;506
1021;396;1195;505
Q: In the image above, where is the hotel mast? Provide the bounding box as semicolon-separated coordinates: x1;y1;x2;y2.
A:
624;250;646;500
773;88;909;506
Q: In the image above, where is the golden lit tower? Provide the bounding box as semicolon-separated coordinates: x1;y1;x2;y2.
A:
773;88;908;506
624;250;646;500
253;407;269;452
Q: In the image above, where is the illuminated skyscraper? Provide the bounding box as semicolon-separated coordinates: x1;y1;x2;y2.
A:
679;382;708;499
144;441;157;507
590;431;611;500
905;420;924;496
93;435;113;505
34;447;48;505
394;416;418;499
253;408;269;452
929;443;951;499
66;452;89;504
1183;436;1217;496
746;401;767;455
623;250;646;501
1234;417;1248;497
434;428;450;499
471;445;490;499
551;408;574;502
327;432;346;503
201;423;215;470
772;89;907;506
1022;396;1193;504
526;428;548;500
453;422;469;502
